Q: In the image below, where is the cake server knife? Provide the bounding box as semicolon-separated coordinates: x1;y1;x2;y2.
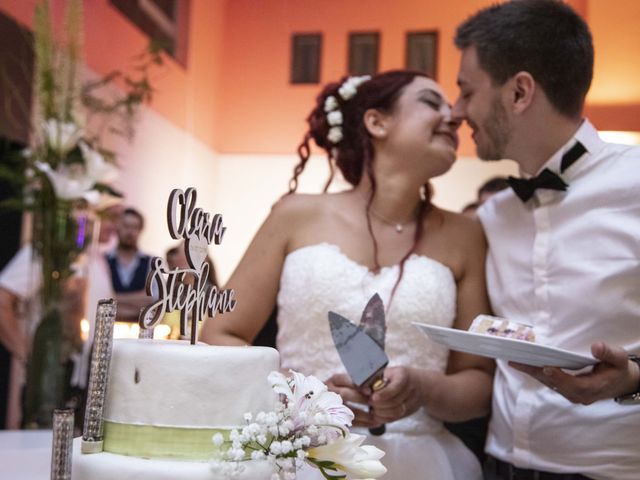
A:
328;293;389;435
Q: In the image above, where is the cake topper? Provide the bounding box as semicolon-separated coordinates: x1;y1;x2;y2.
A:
139;188;236;344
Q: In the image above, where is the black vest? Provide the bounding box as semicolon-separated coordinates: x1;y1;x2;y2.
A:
106;253;151;293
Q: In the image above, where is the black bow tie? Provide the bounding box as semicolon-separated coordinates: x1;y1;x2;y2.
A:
508;141;587;202
507;169;568;202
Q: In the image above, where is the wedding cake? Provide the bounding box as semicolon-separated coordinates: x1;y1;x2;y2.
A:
72;339;280;479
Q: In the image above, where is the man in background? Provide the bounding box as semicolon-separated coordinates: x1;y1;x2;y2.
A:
461;176;510;218
105;207;153;323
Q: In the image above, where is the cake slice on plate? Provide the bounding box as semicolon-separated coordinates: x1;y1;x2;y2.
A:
469;315;536;342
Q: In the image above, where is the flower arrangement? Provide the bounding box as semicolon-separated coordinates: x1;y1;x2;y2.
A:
324;75;371;145
9;0;161;428
210;370;386;480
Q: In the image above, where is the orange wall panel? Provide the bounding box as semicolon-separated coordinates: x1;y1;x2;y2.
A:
587;0;640;104
217;0;493;156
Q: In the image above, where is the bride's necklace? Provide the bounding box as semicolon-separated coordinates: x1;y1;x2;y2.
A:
369;205;419;234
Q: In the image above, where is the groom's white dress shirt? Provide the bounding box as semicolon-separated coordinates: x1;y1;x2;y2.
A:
478;120;640;480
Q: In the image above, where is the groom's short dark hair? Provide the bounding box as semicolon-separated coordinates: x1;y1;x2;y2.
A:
455;0;593;119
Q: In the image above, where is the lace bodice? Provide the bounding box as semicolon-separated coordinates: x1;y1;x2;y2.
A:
276;242;457;434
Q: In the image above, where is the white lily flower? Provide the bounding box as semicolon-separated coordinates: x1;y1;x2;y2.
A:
270;370;354;429
83;190;122;210
307;433;386;479
34;160;94;200
42;119;83;156
79;141;119;184
268;371;291;397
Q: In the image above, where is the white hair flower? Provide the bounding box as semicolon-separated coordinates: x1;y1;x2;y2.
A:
323;75;370;145
326;110;343;126
327;127;343;144
324;95;338;112
338;75;371;100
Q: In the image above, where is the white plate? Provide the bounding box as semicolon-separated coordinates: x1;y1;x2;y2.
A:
412;322;597;370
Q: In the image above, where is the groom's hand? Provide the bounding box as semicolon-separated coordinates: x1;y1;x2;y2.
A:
510;341;640;405
325;373;377;427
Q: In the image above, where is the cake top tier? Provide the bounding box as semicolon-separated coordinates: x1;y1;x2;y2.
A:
105;339;280;429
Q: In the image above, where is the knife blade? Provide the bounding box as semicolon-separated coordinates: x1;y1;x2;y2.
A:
359;293;386;350
329;301;389;436
328;311;389;388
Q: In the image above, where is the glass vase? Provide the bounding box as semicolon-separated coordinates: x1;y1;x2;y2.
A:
22;190;88;428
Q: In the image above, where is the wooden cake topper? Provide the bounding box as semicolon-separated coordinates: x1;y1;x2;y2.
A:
139;188;236;344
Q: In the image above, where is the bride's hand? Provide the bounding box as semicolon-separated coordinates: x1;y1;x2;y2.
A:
325;373;378;427
368;366;430;424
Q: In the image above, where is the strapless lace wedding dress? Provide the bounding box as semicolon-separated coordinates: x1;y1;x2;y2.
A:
277;243;482;480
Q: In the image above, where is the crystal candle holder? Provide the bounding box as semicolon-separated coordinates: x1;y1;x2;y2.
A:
51;408;74;480
82;299;117;453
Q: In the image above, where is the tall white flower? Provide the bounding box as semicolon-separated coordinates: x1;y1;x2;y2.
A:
34;160;94;200
42;118;84;156
79;141;119;184
307;433;386;479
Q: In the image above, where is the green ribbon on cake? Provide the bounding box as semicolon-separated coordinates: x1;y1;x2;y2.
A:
103;421;231;460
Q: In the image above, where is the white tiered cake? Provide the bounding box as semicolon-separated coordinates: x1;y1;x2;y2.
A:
72;339;280;479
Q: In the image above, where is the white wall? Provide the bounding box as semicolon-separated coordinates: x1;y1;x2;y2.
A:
212;153;348;283
431;156;519;211
110;105;220;261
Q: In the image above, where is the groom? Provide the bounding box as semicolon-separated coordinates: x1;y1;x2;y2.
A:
452;1;640;479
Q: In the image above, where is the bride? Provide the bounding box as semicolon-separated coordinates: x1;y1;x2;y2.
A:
202;70;493;479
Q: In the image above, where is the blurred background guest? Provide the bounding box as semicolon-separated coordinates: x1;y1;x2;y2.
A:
105;207;153;323
476;176;509;205
460;176;509;218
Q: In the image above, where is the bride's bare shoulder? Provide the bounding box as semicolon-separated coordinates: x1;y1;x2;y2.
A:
270;191;350;220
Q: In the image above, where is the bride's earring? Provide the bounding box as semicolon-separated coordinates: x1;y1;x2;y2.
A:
419;184;428;201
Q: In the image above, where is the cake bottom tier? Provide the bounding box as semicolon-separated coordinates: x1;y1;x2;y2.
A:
71;438;275;480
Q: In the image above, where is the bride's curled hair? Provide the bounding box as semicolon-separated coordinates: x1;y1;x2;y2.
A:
291;70;432;193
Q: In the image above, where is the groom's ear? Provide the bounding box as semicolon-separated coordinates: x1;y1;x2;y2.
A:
509;71;536;114
364;108;389;139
